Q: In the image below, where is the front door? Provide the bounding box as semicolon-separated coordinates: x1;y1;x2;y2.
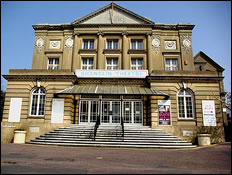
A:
123;101;143;125
101;101;121;124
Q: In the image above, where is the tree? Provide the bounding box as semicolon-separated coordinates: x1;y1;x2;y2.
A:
225;91;231;108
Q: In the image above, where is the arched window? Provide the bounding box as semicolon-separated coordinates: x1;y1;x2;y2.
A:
30;87;46;116
178;89;194;119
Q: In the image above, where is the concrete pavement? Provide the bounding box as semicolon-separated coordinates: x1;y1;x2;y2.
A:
1;143;231;174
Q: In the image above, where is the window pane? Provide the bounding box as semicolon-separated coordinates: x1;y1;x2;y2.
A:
131;41;136;49
107;41;112;49
89;59;93;65
55;59;59;64
107;59;111;64
83;41;88;49
90;41;94;49
49;59;53;64
113;41;118;49
113;59;118;65
137;41;143;49
131;59;136;65
82;59;87;65
138;59;143;65
166;59;170;65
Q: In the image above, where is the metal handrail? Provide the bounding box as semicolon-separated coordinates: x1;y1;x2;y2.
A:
121;116;124;140
93;115;100;141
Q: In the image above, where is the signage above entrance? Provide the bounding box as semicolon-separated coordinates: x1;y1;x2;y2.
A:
75;70;148;78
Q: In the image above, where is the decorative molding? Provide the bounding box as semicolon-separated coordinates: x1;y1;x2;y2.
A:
97;31;104;36
122;31;128;36
181;35;192;53
65;36;74;49
164;41;176;50
49;40;61;49
151;35;160;53
35;36;45;51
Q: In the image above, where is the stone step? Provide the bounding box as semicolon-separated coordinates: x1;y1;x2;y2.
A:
27;125;197;149
35;137;186;143
27;141;196;149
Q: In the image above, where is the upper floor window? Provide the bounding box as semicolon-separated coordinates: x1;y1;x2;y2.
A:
131;40;143;49
131;58;143;70
48;58;59;70
30;87;46;116
178;89;194;119
83;40;94;49
106;58;118;70
82;58;93;70
165;59;178;71
107;40;119;49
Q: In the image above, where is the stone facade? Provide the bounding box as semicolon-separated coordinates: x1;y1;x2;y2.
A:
2;3;227;144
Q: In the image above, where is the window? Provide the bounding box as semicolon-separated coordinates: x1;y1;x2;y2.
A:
47;58;59;70
107;40;119;49
106;58;118;70
83;40;94;49
30;87;46;116
82;58;94;70
178;89;194;119
131;58;143;70
165;59;178;71
131;40;143;49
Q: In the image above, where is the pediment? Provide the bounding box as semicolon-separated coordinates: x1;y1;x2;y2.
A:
73;3;154;25
194;51;224;71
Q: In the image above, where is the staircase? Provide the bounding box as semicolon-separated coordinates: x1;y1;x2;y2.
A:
27;125;197;149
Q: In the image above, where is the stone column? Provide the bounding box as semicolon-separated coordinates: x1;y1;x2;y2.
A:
97;31;104;69
122;31;129;70
147;33;153;73
72;34;80;71
150;96;158;128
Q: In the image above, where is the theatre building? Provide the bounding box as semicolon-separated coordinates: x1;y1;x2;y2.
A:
1;3;227;145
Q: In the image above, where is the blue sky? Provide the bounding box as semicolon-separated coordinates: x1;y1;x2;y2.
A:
1;1;231;92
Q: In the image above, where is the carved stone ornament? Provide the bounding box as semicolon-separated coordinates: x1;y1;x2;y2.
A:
65;36;73;49
35;36;45;51
165;41;176;50
151;35;160;52
181;35;192;53
49;40;61;49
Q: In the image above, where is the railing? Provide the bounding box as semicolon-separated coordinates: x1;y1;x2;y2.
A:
93;115;100;141
121;116;124;141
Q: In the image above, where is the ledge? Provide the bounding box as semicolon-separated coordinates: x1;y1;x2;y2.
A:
103;49;121;54
128;49;146;54
78;49;97;54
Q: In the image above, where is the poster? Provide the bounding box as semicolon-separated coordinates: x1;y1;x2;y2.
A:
158;100;171;125
202;100;216;126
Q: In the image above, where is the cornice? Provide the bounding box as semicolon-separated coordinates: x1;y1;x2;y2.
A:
3;75;77;81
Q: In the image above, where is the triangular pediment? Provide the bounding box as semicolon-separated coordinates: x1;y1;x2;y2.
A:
194;51;224;71
73;3;154;25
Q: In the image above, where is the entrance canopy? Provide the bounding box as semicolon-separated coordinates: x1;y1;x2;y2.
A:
56;84;169;97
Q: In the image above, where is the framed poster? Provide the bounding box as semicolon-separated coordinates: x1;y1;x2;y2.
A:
8;98;22;122
158;100;171;125
202;100;216;126
51;98;64;124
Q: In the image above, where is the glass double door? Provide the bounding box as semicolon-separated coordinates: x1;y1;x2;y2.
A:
79;100;142;125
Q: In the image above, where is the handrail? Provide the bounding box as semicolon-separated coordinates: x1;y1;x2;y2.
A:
93;115;100;141
121;116;124;140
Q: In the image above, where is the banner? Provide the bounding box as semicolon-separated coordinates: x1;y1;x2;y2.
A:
158;100;171;125
202;100;216;126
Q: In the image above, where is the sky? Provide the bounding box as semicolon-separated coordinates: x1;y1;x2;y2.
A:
1;1;231;92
